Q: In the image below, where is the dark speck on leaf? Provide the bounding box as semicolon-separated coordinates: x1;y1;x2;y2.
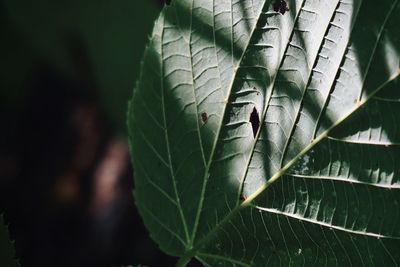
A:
165;0;171;5
201;112;208;123
273;0;289;15
250;107;260;137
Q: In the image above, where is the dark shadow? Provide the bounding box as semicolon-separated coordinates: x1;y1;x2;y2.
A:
0;4;177;265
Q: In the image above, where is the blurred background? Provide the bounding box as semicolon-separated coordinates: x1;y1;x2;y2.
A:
0;0;194;266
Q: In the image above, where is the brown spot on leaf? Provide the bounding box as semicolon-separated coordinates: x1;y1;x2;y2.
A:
273;0;289;15
201;112;208;123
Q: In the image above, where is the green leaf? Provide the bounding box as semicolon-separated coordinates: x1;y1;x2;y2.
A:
0;215;19;267
128;0;400;265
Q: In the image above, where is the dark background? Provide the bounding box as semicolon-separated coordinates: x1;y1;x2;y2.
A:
0;0;199;266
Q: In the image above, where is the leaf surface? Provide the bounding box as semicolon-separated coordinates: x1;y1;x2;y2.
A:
128;0;400;265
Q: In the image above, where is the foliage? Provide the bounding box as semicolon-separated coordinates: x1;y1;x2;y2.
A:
128;0;400;266
0;215;19;267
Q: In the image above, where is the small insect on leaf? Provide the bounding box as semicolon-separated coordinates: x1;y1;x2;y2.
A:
201;112;208;123
240;194;246;201
273;0;289;15
249;107;260;137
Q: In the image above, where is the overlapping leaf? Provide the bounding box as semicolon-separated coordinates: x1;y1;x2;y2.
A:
0;215;19;267
128;0;400;265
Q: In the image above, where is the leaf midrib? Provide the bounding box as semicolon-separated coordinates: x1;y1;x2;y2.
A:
189;0;225;246
180;0;309;260
189;0;268;246
277;0;343;168
357;0;399;102
160;11;191;244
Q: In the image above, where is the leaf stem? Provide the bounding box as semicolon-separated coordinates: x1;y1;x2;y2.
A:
175;253;193;267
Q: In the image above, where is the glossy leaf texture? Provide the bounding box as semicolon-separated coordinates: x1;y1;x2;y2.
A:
0;215;19;267
127;0;400;265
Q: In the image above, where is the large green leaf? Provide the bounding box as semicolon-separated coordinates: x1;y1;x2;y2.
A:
127;0;400;265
